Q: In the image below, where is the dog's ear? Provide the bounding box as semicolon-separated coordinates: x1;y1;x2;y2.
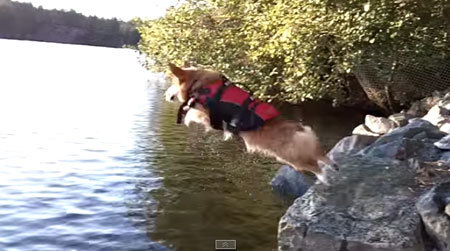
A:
169;63;185;80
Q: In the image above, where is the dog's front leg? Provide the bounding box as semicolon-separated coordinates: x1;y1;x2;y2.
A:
184;107;212;132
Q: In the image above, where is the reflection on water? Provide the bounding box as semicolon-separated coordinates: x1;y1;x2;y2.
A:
0;39;365;251
150;100;286;250
148;98;365;251
0;39;167;251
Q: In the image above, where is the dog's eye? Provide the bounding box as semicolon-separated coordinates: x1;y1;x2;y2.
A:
170;95;175;101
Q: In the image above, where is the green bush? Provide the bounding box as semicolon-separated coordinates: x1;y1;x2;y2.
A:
135;0;450;104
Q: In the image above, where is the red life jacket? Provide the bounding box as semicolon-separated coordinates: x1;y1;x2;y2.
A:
194;78;280;132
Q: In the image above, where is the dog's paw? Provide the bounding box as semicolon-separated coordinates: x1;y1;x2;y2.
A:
319;159;339;172
223;131;233;141
184;118;192;127
316;166;339;185
316;173;331;185
331;163;339;171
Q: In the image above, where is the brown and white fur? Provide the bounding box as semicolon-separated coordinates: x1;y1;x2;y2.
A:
165;63;336;184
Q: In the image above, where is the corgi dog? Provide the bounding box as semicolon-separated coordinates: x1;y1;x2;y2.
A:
164;63;336;184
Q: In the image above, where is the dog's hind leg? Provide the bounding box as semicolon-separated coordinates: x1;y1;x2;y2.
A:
240;120;332;184
289;159;330;185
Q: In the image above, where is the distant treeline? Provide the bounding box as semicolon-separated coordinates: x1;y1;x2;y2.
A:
0;0;140;47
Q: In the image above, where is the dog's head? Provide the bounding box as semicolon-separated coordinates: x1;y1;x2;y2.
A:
165;63;223;102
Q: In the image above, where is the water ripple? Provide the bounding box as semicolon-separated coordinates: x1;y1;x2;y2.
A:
0;39;167;251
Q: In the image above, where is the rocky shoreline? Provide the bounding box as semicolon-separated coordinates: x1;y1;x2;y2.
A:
273;91;450;251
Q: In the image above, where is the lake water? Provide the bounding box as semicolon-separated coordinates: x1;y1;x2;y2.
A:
0;39;364;251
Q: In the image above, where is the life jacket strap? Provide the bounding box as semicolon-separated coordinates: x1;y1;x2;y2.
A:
212;77;232;103
228;95;254;133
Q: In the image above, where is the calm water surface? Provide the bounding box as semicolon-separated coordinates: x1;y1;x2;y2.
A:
0;39;364;251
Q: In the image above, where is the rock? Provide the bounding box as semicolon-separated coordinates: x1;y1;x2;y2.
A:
278;156;425;251
407;101;424;117
365;114;397;134
415;162;450;189
327;135;378;162
439;122;450;134
359;119;444;162
392;119;444;140
440;151;450;165
271;165;313;199
408;95;443;117
352;124;380;137
424;93;443;111
444;92;450;100
389;113;416;127
405;119;446;137
422;104;450;127
438;99;450;110
416;182;450;251
412;131;428;141
434;135;450;150
360;138;442;162
446;204;450;217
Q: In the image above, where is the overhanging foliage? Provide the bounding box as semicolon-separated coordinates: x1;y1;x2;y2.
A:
135;0;450;104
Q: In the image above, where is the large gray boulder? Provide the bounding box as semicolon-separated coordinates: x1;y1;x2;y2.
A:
327;135;378;162
416;182;450;251
359;119;445;162
278;156;425;251
276;105;450;250
271;135;379;199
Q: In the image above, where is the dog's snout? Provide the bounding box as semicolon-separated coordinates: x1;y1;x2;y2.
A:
165;85;180;102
